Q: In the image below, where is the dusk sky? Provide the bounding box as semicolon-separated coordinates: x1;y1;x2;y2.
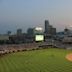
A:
0;0;72;34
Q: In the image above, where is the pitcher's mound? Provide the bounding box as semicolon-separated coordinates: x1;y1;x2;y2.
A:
66;53;72;62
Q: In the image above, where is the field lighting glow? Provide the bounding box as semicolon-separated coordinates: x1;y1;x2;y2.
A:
35;27;43;31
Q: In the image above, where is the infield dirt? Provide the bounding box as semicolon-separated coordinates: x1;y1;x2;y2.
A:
66;53;72;62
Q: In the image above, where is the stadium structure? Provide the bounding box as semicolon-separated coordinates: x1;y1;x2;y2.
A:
0;20;72;55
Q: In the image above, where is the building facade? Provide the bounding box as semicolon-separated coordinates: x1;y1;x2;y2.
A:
44;20;56;42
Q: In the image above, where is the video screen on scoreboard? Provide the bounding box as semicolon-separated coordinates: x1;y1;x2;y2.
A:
35;35;44;41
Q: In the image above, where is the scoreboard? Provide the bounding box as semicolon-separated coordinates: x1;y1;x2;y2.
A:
35;35;44;42
34;27;44;42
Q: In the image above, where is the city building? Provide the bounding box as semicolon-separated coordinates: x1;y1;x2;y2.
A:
27;28;34;35
62;28;72;44
44;20;56;42
45;20;49;33
64;28;70;36
17;29;22;35
0;35;9;44
9;33;27;44
44;20;56;35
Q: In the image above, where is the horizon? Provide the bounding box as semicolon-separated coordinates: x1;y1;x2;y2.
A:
0;0;72;34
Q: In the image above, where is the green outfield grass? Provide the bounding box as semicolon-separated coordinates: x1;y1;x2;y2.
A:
0;48;72;72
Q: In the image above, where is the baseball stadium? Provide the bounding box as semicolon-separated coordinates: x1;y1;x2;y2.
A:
1;0;72;72
0;20;72;72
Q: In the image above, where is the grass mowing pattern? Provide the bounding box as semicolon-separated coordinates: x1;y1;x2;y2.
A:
0;48;72;72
